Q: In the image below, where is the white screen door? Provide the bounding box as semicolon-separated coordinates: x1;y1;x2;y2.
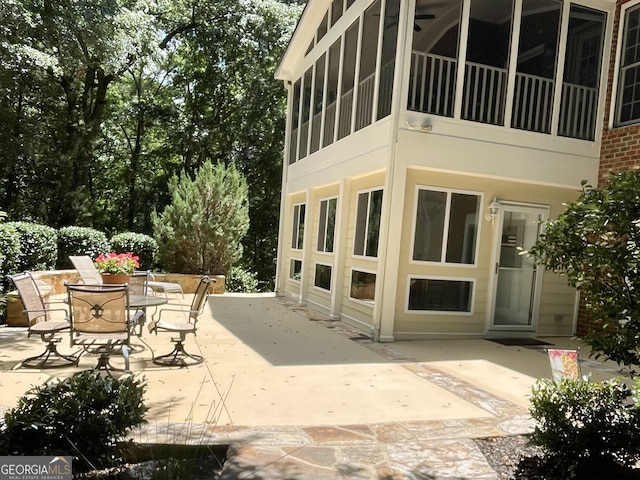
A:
491;205;547;330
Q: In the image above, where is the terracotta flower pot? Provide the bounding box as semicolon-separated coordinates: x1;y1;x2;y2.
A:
101;273;132;285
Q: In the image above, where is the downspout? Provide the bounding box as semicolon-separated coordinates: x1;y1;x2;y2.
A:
370;0;411;342
275;80;293;296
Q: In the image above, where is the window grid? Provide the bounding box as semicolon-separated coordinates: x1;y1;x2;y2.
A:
317;197;338;253
291;203;306;250
618;6;640;126
353;188;383;258
411;186;481;265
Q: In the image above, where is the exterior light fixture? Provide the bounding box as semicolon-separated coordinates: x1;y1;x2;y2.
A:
486;197;501;226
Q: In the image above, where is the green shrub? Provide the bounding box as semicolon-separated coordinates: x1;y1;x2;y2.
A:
57;226;110;269
0;371;147;471
110;232;158;270
225;265;258;293
152;161;249;275
4;221;57;272
529;377;640;479
0;217;17;322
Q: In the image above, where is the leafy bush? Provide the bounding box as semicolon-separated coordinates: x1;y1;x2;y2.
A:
0;222;20;278
57;226;110;269
225;265;258;293
110;232;158;270
0;371;147;471
4;221;57;272
152;161;249;275
529;377;640;479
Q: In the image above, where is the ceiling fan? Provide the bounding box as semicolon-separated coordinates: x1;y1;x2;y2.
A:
380;12;435;32
413;13;436;32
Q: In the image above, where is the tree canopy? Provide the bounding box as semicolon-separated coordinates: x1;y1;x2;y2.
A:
0;0;303;287
529;171;640;372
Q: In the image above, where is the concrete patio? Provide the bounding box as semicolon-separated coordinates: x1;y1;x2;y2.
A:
0;292;627;479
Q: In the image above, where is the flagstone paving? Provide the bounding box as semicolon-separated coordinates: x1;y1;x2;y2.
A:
0;294;625;479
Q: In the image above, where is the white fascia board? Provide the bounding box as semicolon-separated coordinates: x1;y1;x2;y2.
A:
276;0;331;81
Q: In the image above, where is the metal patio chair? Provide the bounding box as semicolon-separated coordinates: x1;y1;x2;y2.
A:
69;255;102;285
148;276;214;367
9;272;78;368
67;283;132;373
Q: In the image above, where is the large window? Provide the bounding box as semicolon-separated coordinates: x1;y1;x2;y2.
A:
350;269;376;303
354;188;383;257
407;277;473;312
617;4;640;126
290;258;302;281
314;263;333;291
317;197;337;253
412;188;480;264
291;203;306;250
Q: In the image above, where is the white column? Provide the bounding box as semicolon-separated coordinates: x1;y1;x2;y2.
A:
329;178;352;320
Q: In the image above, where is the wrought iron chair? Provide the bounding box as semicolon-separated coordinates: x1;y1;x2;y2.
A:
67;283;132;373
148;276;214;367
9;272;78;368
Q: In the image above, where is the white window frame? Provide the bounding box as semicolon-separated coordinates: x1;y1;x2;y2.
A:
348;267;377;306
404;275;476;316
313;262;333;292
289;257;303;283
409;185;482;267
291;203;306;250
612;0;640;128
317;196;338;254
353;187;384;258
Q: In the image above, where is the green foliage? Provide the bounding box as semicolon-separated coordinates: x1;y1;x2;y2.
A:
0;0;302;287
57;226;110;269
4;221;57;272
152;161;250;275
110;232;158;270
529;171;640;371
0;222;20;279
0;370;147;470
529;377;640;479
226;265;259;293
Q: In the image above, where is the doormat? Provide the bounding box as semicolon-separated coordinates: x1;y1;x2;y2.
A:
487;338;553;347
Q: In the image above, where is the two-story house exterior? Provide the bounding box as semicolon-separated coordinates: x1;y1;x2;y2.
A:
274;0;615;341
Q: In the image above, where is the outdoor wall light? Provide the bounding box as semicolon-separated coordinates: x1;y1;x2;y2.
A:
404;121;432;132
486;197;501;226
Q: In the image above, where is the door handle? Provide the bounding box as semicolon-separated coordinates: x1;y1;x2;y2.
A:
495;262;499;274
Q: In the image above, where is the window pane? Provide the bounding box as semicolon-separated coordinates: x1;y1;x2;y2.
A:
445;193;479;264
324;39;341;147
326;198;337;252
561;5;605;137
318;12;328;41
463;0;513;125
339;21;359;140
366;189;383;256
377;0;399;120
311;54;326;154
408;278;472;311
351;270;376;301
413;190;446;261
624;8;640;66
290;259;302;281
317;200;328;251
299;68;313;159
298;204;306;249
512;0;561;134
314;264;332;291
354;192;369;256
408;0;461;116
331;0;343;27
291;205;300;249
289;79;301;164
356;0;381;131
